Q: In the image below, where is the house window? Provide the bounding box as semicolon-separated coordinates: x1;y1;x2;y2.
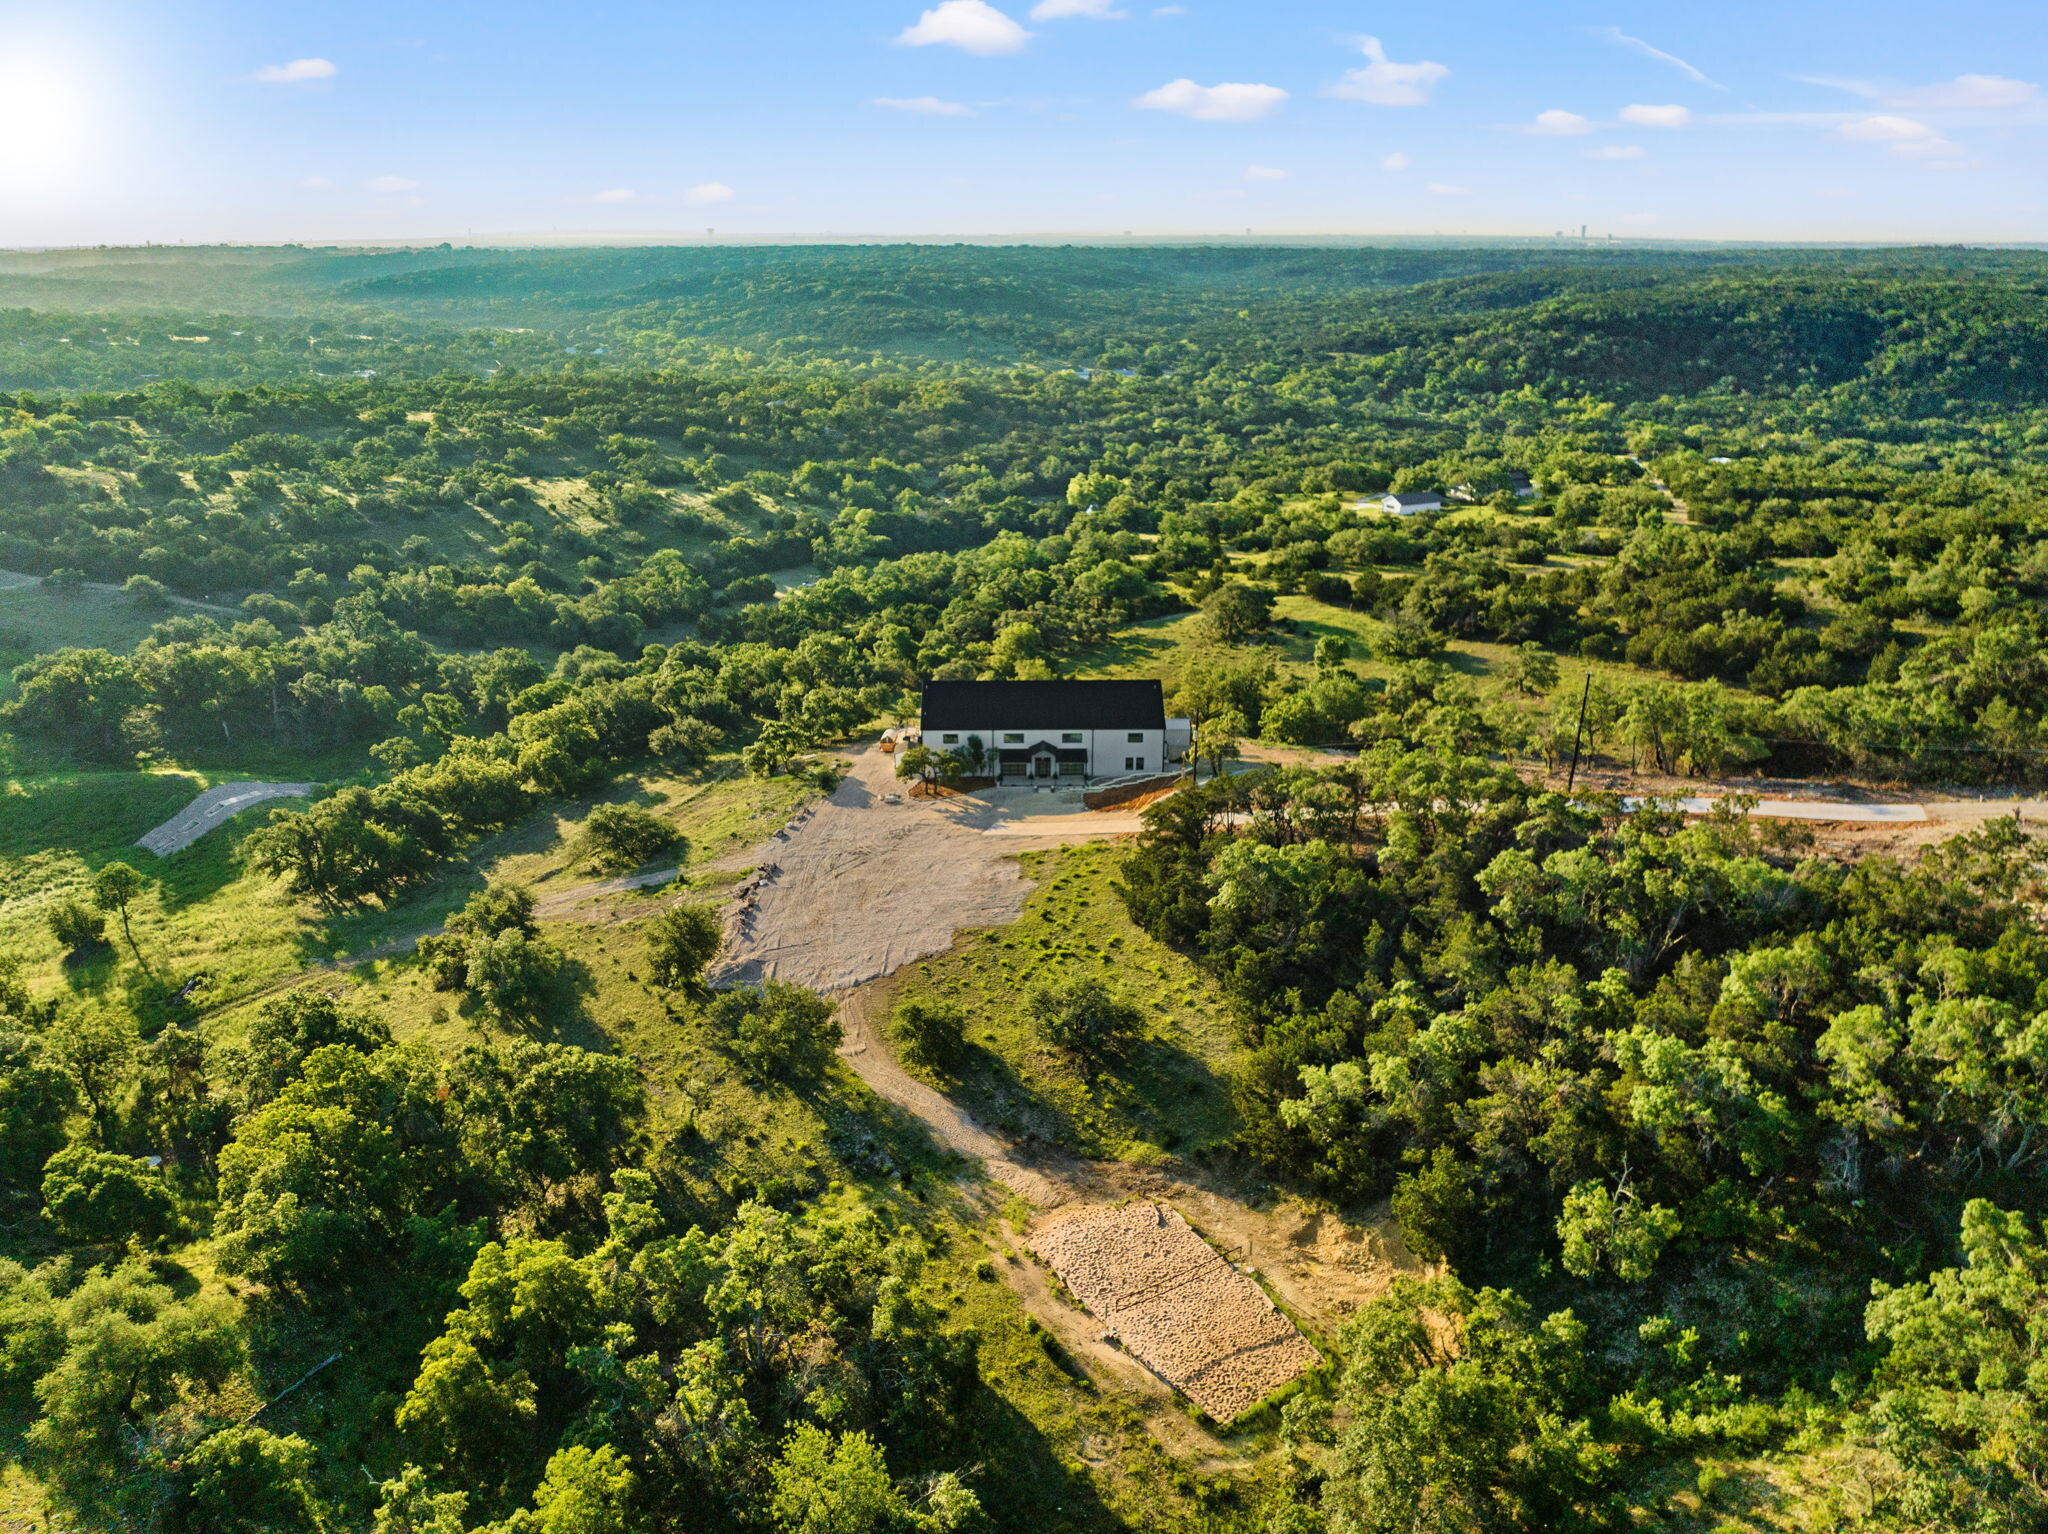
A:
1125;756;1145;772
1127;732;1145;744
1002;732;1023;744
941;733;959;745
1061;732;1082;743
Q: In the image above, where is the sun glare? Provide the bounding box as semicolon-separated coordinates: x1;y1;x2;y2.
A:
0;58;97;185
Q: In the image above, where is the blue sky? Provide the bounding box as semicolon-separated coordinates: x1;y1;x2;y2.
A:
1;0;2042;245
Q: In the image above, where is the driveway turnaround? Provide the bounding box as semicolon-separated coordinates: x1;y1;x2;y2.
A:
135;781;316;856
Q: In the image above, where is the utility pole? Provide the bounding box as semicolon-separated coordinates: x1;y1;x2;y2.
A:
1564;673;1592;794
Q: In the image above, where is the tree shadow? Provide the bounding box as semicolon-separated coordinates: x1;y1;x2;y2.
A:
1094;1033;1237;1157
1436;644;1491;678
940;1040;1092;1151
145;811;272;911
944;1374;1126;1534
57;940;121;996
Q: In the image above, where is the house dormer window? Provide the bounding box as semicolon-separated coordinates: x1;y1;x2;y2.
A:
1062;732;1082;743
1003;732;1024;743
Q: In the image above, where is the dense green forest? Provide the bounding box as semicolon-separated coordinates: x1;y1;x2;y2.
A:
0;242;2044;1533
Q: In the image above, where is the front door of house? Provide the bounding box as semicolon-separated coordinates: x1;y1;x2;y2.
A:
1033;751;1054;778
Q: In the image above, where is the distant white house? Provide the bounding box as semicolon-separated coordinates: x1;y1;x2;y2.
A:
1381;491;1444;516
1451;473;1537;502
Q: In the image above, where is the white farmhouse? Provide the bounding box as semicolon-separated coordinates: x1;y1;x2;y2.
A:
918;679;1191;785
1381;491;1444;516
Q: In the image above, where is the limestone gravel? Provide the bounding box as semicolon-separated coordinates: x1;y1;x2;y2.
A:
1029;1200;1321;1422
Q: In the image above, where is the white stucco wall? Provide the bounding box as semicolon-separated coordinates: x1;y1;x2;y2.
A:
919;722;1166;776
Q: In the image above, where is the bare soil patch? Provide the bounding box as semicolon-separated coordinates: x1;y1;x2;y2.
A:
1029;1201;1322;1423
705;747;1138;993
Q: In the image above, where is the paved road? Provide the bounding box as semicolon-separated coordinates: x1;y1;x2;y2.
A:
135;781;316;856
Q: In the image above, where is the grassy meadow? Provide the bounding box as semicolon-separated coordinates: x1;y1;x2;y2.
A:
875;842;1244;1165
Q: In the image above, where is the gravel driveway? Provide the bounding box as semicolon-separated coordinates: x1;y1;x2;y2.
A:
706;747;1109;992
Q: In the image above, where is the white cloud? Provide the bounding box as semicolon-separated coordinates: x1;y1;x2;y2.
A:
1836;114;1963;158
1133;78;1288;122
297;175;333;189
1892;139;1964;159
685;182;736;204
1585;144;1647;160
1594;28;1721;89
1897;73;2037;109
1427;182;1471;195
592;188;639;204
896;1;1032;55
875;95;975;116
1331;36;1449;107
1380;151;1412;171
1518;109;1591;136
1031;0;1124;17
1244;163;1289;181
1838;114;1936;142
1801;72;2038;110
1620;103;1692;128
253;57;338;84
366;175;420;193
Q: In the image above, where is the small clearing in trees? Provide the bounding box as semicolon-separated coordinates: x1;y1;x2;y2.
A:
1028;1200;1321;1423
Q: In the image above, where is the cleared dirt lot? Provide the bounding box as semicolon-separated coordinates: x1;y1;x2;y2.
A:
1030;1201;1322;1423
706;746;1136;992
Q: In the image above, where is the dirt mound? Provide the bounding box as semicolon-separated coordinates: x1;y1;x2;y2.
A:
1029;1201;1321;1423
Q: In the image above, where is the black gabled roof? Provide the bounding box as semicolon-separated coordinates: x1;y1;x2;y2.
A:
920;679;1165;732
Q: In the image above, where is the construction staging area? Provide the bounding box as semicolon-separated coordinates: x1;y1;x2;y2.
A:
1028;1201;1323;1423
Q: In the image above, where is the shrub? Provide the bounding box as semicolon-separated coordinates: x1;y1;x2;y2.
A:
46;900;107;952
892;998;967;1070
709;982;840;1081
647;904;722;990
1034;977;1144;1068
582;803;680;871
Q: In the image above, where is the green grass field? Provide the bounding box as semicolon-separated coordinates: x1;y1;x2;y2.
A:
0;583;179;676
876;842;1243;1164
0;755;815;1032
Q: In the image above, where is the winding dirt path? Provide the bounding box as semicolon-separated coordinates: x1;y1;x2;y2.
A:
661;753;1427;1447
